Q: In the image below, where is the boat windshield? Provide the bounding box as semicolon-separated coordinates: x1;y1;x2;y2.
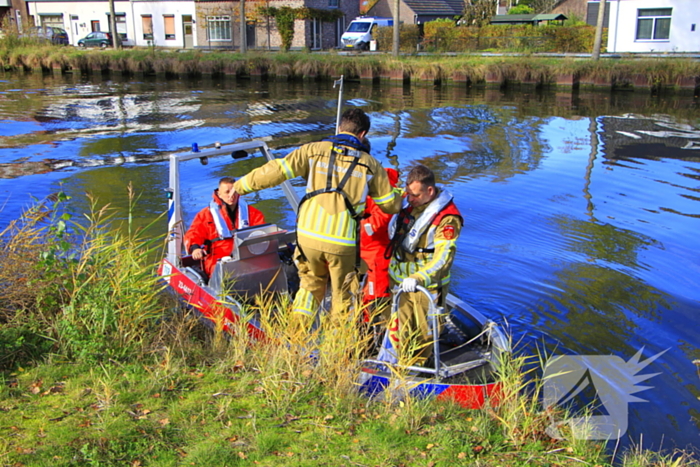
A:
346;22;371;33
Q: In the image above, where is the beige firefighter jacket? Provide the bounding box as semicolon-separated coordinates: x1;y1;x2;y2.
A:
234;134;401;255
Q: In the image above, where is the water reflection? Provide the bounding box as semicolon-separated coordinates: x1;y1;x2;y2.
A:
0;72;699;450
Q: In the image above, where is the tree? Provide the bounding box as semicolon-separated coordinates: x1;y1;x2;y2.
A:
508;5;534;15
392;0;399;56
240;0;246;53
592;0;606;60
527;0;560;14
463;0;498;27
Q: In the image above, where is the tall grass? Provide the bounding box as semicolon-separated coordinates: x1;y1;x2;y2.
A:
0;186;167;365
0;193;697;465
1;39;699;92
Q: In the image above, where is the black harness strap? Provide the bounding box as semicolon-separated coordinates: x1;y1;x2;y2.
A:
326;148;337;191
384;208;415;261
295;144;363;262
297;146;363;221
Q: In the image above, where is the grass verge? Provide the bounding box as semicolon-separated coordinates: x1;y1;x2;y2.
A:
0;193;696;466
2;39;700;92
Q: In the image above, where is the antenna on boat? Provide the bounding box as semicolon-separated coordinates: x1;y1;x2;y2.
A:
333;75;344;134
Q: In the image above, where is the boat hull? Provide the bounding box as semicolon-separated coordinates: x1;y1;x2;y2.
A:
358;369;502;409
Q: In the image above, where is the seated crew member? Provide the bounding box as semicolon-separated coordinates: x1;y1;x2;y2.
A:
385;164;463;366
184;176;266;278
360;167;400;314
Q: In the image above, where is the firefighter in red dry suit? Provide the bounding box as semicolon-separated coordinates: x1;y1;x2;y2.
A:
184;176;266;278
360;167;400;311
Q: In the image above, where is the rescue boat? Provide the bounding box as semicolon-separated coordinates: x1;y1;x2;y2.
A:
158;139;510;409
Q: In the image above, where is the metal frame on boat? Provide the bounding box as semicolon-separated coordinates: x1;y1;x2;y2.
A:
359;287;509;408
158;139;510;409
159;140;298;337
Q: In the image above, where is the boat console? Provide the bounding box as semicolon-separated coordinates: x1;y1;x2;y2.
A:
208;224;293;298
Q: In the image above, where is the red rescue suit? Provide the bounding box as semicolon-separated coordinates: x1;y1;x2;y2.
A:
184;190;265;277
360;168;399;303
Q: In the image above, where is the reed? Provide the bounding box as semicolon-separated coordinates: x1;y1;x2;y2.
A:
0;196;51;312
0;43;698;95
1;195;697;466
0;187;167;364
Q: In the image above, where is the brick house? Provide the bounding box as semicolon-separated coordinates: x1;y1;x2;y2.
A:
0;0;30;33
367;0;464;25
20;0;356;49
196;0;358;50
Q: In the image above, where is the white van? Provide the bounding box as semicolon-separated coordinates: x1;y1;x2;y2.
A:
341;17;393;50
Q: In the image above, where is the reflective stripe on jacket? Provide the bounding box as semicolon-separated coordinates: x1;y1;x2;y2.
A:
184;190;265;276
210;197;250;238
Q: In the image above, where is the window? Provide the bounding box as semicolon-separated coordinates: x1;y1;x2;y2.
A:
106;13;128;41
40;14;64;29
335;17;345;47
347;21;371;33
328;0;339;7
636;8;672;40
142;15;153;40
117;15;127;40
91;20;100;32
164;15;175;40
207;16;231;41
311;18;321;49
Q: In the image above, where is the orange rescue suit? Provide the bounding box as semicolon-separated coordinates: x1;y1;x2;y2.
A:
184;190;265;277
360;168;399;302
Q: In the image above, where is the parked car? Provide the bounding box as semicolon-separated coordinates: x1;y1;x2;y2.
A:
22;26;69;45
77;31;113;48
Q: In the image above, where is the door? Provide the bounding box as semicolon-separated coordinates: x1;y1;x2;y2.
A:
182;15;193;49
335;17;345;48
70;15;79;45
246;22;255;48
311;18;321;50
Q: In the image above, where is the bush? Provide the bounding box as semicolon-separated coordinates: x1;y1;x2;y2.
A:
541;24;597;53
423;19;458;52
508;5;534;14
414;23;597;53
375;24;420;53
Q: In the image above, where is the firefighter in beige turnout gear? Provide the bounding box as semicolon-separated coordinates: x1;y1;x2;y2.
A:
385;164;463;366
233;109;401;325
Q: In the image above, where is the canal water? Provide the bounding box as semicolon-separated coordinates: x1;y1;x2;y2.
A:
1;72;698;451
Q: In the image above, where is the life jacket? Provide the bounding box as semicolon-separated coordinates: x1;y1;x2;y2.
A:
386;188;461;259
208;197;250;243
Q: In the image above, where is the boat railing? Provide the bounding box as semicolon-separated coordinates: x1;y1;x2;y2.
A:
166;139;300;267
364;285;500;381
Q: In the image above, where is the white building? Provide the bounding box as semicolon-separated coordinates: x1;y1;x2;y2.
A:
605;0;699;53
24;0;355;50
25;0;197;48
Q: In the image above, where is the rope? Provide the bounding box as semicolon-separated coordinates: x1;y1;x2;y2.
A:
461;320;495;347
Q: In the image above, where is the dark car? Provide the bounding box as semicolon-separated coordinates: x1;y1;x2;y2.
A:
77;31;113;49
23;26;69;45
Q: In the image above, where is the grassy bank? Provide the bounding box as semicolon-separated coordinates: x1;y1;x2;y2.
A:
1;197;697;464
1;39;699;94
